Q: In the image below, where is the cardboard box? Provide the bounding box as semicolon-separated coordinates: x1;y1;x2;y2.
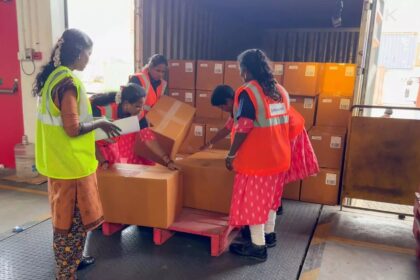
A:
319;63;356;97
135;96;196;165
289;95;317;130
97;164;182;228
205;119;231;150
283;62;320;96
179;120;206;154
316;96;352;127
309;126;347;169
282;180;301;201
168;60;195;90
196;60;224;91
196;90;223;119
177;150;234;213
301;168;341;205
224;61;243;90
271;61;284;84
168;88;195;107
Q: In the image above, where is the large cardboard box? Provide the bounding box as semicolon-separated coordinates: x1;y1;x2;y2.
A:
224;61;243;90
309;126;346;169
97;164;182;228
283;180;301;201
168;60;195;90
319;63;356;97
168;88;195;107
135;96;196;165
179;120;206;154
196;60;224;91
301;168;341;205
283;62;321;96
196;90;223;119
271;62;284;84
289;95;317;130
316;96;352;127
177;150;234;214
205;119;231;150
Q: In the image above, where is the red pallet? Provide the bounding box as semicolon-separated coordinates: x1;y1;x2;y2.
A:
153;208;239;257
102;222;127;236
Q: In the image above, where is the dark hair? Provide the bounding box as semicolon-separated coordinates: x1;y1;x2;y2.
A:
32;29;93;97
238;49;281;101
146;54;168;69
211;85;234;106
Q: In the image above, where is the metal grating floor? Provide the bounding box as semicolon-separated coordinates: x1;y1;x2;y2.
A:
0;200;321;280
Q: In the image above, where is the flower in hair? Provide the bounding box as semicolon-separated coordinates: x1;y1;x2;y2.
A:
53;38;64;67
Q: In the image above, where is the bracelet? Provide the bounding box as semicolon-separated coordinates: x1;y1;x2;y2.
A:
226;154;236;159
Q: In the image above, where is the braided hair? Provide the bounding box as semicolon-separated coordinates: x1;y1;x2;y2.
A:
32;29;93;97
238;49;281;101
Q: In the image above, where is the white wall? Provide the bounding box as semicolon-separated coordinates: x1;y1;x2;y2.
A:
15;0;65;142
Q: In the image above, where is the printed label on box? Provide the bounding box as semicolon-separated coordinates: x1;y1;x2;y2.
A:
304;98;314;109
340;98;351;110
330;136;342;149
200;63;208;68
227;64;237;69
185;92;193;103
289;65;299;70
214;63;223;74
199;93;208;98
274;64;284;75
210;127;219;133
322;98;333;103
171;62;180;67
305;65;316;77
185;62;193;72
326;173;337;186
290;98;297;103
345;66;355;77
329;66;339;70
311;136;322;141
194;125;204;136
171;92;180;97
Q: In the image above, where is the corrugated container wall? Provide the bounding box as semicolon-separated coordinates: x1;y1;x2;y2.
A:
142;0;217;63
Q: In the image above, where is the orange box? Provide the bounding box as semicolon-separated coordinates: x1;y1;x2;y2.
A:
283;62;321;96
135;96;196;165
179;120;206;154
301;168;341;205
316;96;352;127
168;60;195;90
224;61;243;90
195;90;223;119
289;95;317;130
196;60;224;91
177;150;234;214
205;119;231;150
271;61;284;84
309;126;346;169
97;164;182;228
319;63;356;97
168;88;195;107
283;180;300;201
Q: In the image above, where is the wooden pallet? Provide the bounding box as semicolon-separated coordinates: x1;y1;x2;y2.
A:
153;208;239;257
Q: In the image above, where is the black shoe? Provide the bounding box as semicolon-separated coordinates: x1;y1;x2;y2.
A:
265;232;277;248
241;226;251;240
277;205;283;216
77;256;95;271
229;242;267;262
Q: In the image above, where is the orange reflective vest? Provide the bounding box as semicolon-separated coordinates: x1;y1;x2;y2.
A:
96;102;119;120
232;81;291;175
132;68;167;114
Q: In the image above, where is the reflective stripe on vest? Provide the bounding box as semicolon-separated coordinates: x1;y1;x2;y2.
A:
97;103;118;120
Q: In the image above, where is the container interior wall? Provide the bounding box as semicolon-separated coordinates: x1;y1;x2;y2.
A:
141;0;362;63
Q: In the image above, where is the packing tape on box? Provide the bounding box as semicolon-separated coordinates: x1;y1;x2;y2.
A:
153;101;185;131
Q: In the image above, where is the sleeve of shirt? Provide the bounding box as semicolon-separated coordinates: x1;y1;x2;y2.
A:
139;117;149;129
129;75;142;87
235;90;256;120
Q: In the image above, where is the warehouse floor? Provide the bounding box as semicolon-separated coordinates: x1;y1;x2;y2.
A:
0;176;419;280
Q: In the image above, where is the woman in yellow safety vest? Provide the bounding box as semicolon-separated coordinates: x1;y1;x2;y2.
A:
33;29;120;280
